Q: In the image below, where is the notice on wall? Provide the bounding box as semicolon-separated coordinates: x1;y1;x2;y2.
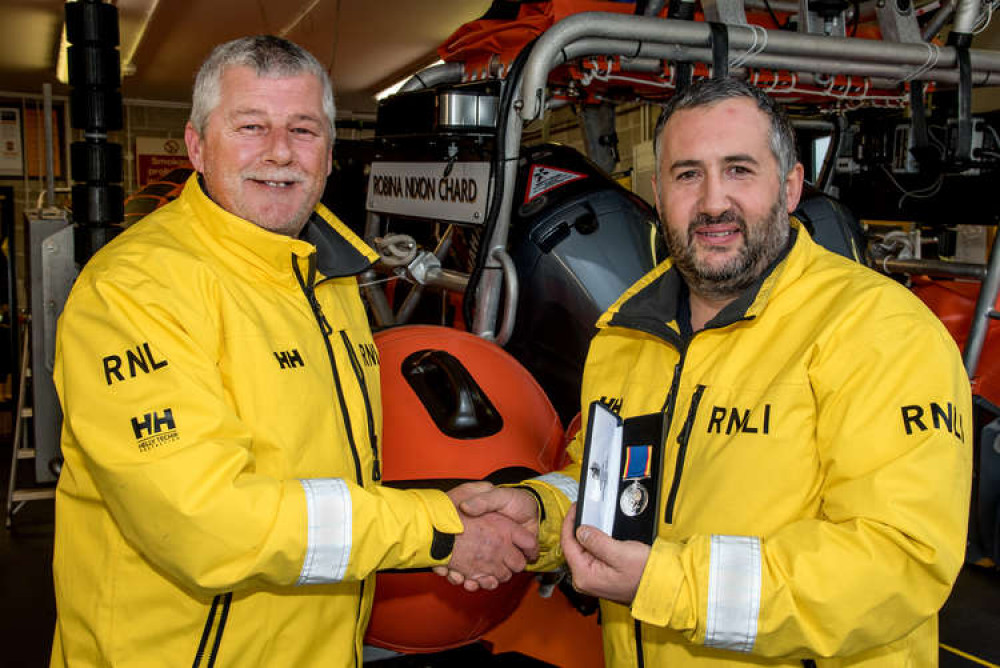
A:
367;161;490;225
135;137;191;188
0;108;23;177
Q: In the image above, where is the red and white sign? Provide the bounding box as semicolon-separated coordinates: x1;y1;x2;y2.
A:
524;164;586;203
135;137;191;188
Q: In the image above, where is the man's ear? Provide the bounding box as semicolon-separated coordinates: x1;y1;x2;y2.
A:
184;122;205;173
784;162;805;213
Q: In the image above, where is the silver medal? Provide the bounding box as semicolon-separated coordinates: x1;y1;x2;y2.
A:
619;480;649;517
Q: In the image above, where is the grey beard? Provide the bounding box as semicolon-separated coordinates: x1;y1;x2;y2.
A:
665;194;790;301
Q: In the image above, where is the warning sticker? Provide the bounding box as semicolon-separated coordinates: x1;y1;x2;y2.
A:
525;165;587;203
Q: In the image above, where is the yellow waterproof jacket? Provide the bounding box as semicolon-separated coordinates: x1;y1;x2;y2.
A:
51;176;462;668
525;223;972;667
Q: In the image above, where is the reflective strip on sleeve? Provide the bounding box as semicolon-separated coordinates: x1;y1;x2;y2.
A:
704;535;761;652
296;478;352;585
532;472;579;504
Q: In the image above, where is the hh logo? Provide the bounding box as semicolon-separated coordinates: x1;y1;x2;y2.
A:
131;408;179;452
599;396;623;414
103;342;168;385
901;402;966;442
357;342;379;367
707;404;772;435
274;349;304;369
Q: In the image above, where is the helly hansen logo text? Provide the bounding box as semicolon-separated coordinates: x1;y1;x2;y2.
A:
707;405;772;435
599;396;623;414
131;408;178;452
103;342;168;385
358;343;379;367
901;402;966;442
274;349;304;369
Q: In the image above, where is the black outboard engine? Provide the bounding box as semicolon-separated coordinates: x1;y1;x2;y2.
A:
506;144;663;422
793;183;866;262
347;81;663;425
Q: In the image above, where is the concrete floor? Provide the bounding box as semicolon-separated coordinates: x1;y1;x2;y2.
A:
3;440;1000;668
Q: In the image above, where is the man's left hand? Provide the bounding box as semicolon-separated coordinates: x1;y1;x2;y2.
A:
561;503;651;606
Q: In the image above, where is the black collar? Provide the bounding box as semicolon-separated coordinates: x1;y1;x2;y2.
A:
610;227;799;338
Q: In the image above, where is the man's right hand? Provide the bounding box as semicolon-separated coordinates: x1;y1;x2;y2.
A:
436;484;541;591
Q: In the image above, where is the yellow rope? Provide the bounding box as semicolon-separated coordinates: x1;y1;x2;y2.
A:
941;643;1000;668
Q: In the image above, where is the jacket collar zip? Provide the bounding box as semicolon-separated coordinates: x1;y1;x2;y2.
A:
604;226;800;345
293;253;333;336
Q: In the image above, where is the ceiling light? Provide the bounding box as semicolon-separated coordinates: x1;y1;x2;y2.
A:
56;25;69;84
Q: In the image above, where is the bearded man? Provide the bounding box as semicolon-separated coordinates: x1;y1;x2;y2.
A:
448;78;973;668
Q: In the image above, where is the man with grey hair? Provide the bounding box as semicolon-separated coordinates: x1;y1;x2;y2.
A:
51;35;534;668
449;78;971;667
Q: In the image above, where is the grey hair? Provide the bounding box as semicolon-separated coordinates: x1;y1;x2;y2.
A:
653;78;797;178
189;35;336;140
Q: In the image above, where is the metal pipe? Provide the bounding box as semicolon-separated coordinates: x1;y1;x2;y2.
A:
952;0;983;36
520;12;1000;120
395;226;457;323
360;269;395;328
368;262;469;294
816;115;844;193
394;285;424;325
473;75;524;340
611;54;955;93
399;62;466;93
568;38;1000;87
880;257;987;280
793;119;836;131
43;84;55;209
963;232;1000;376
922;0;957;41
490;248;519;347
744;0;798;13
421;267;469;293
360;212;395;328
641;0;667;15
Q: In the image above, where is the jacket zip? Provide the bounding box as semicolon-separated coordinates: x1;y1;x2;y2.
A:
614;300;749;668
292;255;364;487
633;619;645;668
340;329;381;481
627;352;685;668
191;592;232;668
292;256;369;668
664;384;706;524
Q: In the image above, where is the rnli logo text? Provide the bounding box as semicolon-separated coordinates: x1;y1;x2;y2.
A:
901;402;966;442
131;408;179;452
358;343;379;367
103;342;168;386
274;349;304;369
707;404;772;435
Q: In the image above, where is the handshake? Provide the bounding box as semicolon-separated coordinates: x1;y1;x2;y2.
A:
436;482;540;592
435;480;652;605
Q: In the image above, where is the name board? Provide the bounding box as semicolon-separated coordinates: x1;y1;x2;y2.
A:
367;161;490;225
